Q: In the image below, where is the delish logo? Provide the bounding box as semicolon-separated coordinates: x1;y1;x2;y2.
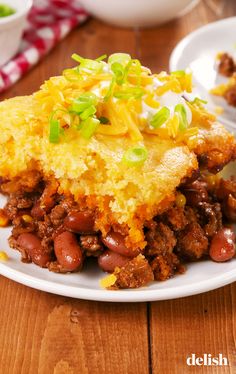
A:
186;354;228;366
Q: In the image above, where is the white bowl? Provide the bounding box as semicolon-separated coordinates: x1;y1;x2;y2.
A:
0;0;32;67
79;0;199;28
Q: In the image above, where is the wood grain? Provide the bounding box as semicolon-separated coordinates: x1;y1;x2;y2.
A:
0;0;236;373
150;285;236;373
0;277;149;374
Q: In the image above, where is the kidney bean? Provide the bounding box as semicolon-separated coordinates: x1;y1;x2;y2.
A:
102;231;139;257
182;180;208;207
31;201;45;220
98;250;130;272
54;231;83;271
64;210;95;233
209;228;236;262
17;233;51;267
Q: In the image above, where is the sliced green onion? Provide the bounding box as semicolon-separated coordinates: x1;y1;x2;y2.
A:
71;93;98;114
190;97;207;105
49;118;60;143
63;68;81;82
72;53;84;63
80;117;100;139
114;87;144;100
174;104;188;131
79;105;96;121
150;106;170;128
171;70;185;77
131;59;142;86
96;54;107;62
108;53;131;66
122;147;148;167
111;62;125;85
98;116;110;124
104;77;116;101
72;54;103;73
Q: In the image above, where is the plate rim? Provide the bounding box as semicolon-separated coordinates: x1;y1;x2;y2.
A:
1;260;236;302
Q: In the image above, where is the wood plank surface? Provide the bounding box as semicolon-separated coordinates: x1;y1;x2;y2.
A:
0;277;149;374
0;0;236;373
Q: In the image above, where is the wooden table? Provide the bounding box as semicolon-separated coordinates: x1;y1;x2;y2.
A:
1;1;236;373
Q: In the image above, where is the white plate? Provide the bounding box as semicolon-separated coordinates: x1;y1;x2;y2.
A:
169;17;236;128
0;161;236;302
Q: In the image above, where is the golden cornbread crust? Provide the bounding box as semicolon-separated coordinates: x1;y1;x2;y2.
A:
1;94;236;249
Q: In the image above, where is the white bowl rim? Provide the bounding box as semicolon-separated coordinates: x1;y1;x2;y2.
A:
0;0;33;25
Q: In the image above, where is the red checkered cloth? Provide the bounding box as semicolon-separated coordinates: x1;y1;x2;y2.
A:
0;0;88;93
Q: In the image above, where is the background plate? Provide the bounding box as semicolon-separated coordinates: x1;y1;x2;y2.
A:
169;17;236;128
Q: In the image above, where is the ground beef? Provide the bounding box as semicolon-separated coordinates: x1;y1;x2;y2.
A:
49;205;67;227
145;222;176;256
80;235;103;256
215;177;236;221
218;53;236;77
197;202;222;237
177;222;209;260
165;206;188;231
151;253;185;281
112;255;154;289
224;85;236;107
4;195;34;220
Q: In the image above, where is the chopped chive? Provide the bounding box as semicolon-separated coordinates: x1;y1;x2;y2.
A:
122;146;148;167
150;106;170;128
174;104;188;131
80;117;100;139
49;118;60;143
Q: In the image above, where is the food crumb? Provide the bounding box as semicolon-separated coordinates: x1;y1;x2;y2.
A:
0;251;9;261
100;274;117;289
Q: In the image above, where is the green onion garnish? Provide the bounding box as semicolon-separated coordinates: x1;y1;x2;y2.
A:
104;77;116;101
49;118;60;143
190;97;207;105
111;62;125;85
150;106;170;128
122;146;148;167
114;87;144;100
108;53;131;66
80;117;100;139
131;59;142;86
174;104;188;131
171;70;185;77
96;54;107;62
98;116;110;124
72;54;103;73
79;105;96;121
71;93;98;114
63;68;81;82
